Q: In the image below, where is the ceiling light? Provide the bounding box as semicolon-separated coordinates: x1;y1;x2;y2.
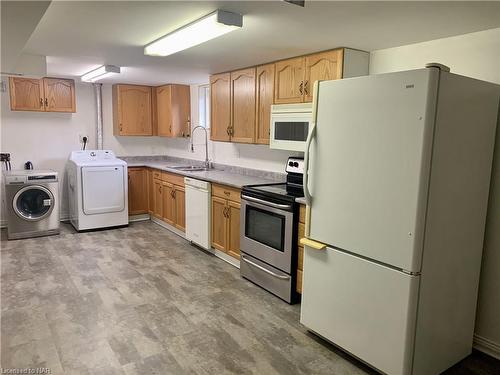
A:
81;65;121;82
144;10;243;57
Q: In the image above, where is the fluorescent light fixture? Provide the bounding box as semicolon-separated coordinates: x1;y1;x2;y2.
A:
81;65;121;82
144;10;243;57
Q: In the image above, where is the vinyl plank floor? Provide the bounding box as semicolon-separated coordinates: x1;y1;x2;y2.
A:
1;221;498;374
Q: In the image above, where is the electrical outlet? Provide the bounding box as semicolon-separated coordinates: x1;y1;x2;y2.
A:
79;134;88;143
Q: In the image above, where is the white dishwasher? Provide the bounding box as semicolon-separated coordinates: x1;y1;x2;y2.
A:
185;177;211;250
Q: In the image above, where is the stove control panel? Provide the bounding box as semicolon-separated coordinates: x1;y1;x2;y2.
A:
286;157;304;174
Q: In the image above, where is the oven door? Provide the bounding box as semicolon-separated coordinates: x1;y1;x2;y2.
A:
240;195;294;273
270;112;311;152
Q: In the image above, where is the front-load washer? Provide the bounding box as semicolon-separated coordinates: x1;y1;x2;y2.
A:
4;169;60;240
67;150;128;231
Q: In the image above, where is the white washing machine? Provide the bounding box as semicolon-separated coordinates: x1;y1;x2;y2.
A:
4;170;60;240
67;150;128;231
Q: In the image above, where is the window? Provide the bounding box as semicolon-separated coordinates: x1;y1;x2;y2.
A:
198;84;210;129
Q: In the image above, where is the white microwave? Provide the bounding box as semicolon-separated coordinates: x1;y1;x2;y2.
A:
270;103;313;152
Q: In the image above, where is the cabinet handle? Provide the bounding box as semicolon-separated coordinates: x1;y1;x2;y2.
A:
44;98;48;106
223;207;229;218
224;191;230;196
304;80;309;96
226;127;230;136
40;98;44;107
120;124;123;131
299;81;303;95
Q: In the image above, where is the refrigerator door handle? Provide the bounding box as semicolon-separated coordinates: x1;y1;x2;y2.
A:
300;237;326;250
304;80;321;206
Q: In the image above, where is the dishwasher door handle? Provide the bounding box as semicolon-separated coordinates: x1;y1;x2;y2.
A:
242;256;290;280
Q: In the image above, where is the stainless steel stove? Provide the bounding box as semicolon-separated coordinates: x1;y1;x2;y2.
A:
240;157;304;303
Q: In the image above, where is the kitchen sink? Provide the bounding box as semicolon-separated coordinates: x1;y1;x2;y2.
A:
167;165;209;172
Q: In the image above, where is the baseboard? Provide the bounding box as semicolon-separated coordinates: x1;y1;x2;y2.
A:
213;249;240;269
474;334;500;360
129;214;150;222
150;216;186;239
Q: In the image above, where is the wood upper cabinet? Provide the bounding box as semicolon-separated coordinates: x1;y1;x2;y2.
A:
9;77;44;111
304;49;343;102
43;78;76;112
230;68;256;144
210;73;231;142
9;77;75;112
274;57;305;104
211;184;241;260
113;84;152;136
128;167;148;215
255;64;275;144
155;84;191;138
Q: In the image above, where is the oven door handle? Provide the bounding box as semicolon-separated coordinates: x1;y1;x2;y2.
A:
242;256;291;280
241;194;292;210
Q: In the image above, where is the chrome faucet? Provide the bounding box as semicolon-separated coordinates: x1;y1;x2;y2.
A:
190;126;210;169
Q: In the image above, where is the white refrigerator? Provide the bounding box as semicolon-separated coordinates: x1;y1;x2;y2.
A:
300;66;499;375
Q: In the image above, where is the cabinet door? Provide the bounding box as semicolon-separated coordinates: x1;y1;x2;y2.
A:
9;77;44;111
113;85;152;136
230;68;256;144
174;185;185;232
274;57;305;104
211;196;227;251
304;49;344;102
227;201;241;260
210;73;231;142
171;84;191;138
156;85;172;136
43;78;76;112
255;64;275;144
128;168;148;215
147;169;154;213
162;182;175;225
153;179;163;218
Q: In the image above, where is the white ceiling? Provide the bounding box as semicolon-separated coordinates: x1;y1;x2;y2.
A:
18;1;500;85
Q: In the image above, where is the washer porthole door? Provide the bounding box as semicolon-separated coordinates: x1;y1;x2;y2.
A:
13;185;55;221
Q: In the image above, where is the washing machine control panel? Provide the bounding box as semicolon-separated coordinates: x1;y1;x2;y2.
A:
70;150;116;162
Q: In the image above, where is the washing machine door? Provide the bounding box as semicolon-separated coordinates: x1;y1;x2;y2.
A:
13;185;55;221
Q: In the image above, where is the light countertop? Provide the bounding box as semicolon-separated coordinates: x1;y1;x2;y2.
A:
126;160;283;189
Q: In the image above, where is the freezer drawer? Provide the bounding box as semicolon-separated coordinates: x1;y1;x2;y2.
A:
300;245;419;375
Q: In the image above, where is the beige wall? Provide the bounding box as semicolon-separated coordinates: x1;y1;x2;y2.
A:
370;27;500;357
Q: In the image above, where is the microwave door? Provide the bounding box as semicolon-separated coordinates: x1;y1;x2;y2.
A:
270;114;311;152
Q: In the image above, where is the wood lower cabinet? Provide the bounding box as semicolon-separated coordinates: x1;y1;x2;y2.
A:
147;168;154;214
255;63;275;144
227;200;241;260
153;178;163;219
230;68;256;143
211;184;241;260
128;167;148;215
155;84;191;138
297;204;306;294
162;181;175;225
210;73;231;142
274;56;305;104
113;84;152;136
9;77;75;112
211;196;228;251
174;186;185;231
